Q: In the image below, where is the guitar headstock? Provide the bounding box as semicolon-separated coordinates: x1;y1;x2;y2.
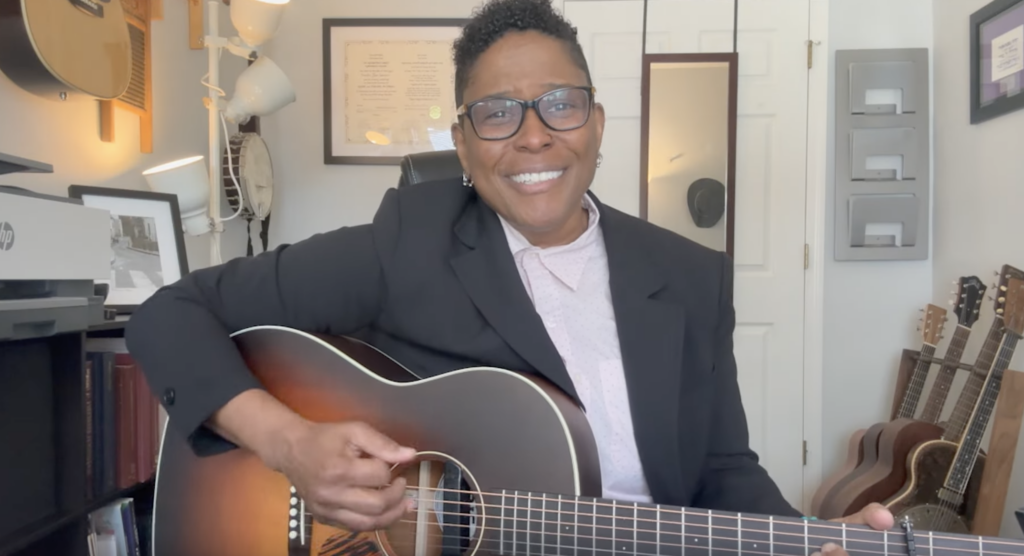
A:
918;303;948;346
1003;277;1024;338
949;276;986;328
994;265;1024;318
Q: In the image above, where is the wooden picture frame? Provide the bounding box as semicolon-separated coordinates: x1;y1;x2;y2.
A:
970;0;1024;124
67;185;189;314
322;18;468;165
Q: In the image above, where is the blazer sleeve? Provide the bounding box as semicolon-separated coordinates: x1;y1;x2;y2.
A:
125;188;403;456
691;252;805;518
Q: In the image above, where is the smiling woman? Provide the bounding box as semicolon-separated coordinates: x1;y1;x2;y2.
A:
450;0;604;248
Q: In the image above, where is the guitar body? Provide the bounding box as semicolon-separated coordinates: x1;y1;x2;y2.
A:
0;0;132;100
884;439;986;534
815;421;885;519
152;326;603;556
819;418;943;519
810;427;865;516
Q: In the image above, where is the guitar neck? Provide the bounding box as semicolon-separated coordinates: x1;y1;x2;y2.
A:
943;332;1021;494
919;325;972;423
943;317;1006;441
896;343;938;420
477;490;1024;556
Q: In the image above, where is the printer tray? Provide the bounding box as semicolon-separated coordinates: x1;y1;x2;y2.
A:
0;297;92;341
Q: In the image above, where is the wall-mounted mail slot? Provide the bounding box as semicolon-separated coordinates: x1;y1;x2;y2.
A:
849;60;919;114
848;194;919;248
850;127;918;180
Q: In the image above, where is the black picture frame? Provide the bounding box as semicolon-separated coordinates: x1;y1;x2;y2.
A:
67;185;189;314
322;18;469;165
970;0;1024;124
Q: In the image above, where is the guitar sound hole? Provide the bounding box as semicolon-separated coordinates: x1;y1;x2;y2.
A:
376;451;484;556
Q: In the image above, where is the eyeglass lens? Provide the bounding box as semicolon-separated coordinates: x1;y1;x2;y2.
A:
469;88;591;139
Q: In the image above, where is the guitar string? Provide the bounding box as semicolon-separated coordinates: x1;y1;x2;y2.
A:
294;485;1023;550
935;333;1020;529
303;516;1024;556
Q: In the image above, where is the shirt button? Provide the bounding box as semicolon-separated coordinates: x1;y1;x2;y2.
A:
162;388;176;406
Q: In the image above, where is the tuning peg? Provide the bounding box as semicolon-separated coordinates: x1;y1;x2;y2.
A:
997;308;1005;315
999;296;1007;303
1001;285;1008;292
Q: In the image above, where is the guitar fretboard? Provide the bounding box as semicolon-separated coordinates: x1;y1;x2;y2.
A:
897;344;938;420
945;332;1020;494
920;325;972;424
475;491;1024;556
944;317;1005;442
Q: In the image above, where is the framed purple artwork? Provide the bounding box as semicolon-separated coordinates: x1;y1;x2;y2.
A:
971;0;1024;124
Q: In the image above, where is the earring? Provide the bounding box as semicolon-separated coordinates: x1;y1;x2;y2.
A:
597;153;603;168
463;173;474;187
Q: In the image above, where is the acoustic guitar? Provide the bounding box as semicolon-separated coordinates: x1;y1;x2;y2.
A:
0;0;132;100
885;276;1024;533
940;264;1024;443
816;278;988;520
149;325;1024;556
813;304;948;519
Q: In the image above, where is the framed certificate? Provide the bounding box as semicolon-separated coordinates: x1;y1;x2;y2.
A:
971;0;1024;124
323;18;468;165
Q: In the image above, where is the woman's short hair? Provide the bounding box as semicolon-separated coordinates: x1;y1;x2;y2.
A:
453;0;593;107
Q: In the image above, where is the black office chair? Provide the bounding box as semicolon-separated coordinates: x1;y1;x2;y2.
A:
397;150;464;188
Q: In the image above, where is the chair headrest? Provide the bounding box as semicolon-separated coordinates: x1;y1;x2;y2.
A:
398;150;464;188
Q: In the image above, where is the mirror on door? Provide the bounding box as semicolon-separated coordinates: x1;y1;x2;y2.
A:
640;53;738;256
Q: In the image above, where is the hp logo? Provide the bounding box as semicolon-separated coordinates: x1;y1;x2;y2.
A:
0;221;14;251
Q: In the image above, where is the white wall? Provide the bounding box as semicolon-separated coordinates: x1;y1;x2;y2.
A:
0;1;249;270
259;0;548;247
818;0;935;485
933;0;1024;538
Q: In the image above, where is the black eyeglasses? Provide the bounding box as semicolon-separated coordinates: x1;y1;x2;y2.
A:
457;86;596;141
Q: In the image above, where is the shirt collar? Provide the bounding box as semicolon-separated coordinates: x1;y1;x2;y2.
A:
498;193;602;291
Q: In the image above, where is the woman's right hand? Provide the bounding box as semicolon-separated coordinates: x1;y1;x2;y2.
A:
269;420;418;532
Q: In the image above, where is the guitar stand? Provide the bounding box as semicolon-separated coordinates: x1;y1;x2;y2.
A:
1016;507;1024;536
891;349;1024;536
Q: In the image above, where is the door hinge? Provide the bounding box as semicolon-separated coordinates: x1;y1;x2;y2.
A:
804;244;810;269
803;440;808;465
806;40;820;69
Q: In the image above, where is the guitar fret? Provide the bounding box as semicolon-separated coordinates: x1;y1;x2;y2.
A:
593;498;613;554
500;490;507;555
542;494;558;556
635;503;658;556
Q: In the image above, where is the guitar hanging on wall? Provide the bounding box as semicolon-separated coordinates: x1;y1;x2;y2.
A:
0;0;133;101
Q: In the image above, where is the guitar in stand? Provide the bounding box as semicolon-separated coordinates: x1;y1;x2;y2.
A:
816;278;988;520
885;277;1024;533
814;304;948;519
148;322;1024;556
940;264;1024;443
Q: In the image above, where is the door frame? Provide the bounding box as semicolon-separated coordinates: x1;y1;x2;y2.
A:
801;0;829;514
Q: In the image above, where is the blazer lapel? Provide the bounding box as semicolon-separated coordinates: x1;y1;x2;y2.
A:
448;195;581;405
596;193;688;502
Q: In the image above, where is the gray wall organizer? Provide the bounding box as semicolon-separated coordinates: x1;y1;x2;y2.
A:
835;48;930;261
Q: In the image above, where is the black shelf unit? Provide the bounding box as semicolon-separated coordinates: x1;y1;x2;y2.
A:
0;316;154;556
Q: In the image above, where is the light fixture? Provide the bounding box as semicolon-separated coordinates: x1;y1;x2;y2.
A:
144;0;293;266
223;56;296;124
142;156;210;236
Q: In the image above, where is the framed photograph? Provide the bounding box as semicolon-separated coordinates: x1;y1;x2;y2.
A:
323;18;468;165
67;185;189;314
971;0;1024;124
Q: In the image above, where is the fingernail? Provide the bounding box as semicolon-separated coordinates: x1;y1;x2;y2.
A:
822;542;841;553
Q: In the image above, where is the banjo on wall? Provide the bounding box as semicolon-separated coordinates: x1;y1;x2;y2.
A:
0;0;133;101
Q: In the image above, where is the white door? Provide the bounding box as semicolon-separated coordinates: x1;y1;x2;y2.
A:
563;0;810;509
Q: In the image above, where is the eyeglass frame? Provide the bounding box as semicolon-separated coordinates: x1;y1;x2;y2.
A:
456;86;598;141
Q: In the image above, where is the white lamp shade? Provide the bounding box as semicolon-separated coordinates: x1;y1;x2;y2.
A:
143;155;210;236
223;55;296;124
230;0;289;48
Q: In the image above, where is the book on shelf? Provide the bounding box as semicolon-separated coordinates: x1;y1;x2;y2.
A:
84;337;164;501
87;498;143;556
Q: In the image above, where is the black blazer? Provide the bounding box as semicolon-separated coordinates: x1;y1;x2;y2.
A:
125;177;802;518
